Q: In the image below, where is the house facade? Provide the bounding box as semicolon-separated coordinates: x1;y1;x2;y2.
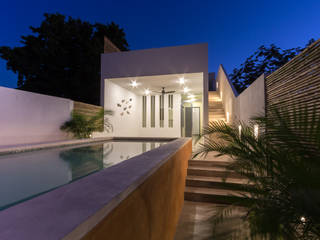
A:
100;41;268;139
100;43;209;138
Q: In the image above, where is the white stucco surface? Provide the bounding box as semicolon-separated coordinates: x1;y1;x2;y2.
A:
216;66;265;124
103;80;181;138
0;87;73;146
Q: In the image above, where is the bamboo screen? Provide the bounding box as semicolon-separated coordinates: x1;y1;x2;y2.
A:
266;39;320;113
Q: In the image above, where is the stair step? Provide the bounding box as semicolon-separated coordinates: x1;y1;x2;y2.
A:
184;186;247;204
186;176;248;189
209;114;225;117
187;166;244;178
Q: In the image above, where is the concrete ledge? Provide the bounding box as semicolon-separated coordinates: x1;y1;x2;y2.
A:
0;138;192;240
0;137;113;155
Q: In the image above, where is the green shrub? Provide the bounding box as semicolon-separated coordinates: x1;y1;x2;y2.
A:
61;109;113;139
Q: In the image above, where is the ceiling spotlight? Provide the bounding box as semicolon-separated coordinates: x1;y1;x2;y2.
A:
179;77;185;85
183;87;190;93
144;89;150;95
130;80;138;88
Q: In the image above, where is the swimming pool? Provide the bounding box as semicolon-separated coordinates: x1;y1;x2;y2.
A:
0;140;167;210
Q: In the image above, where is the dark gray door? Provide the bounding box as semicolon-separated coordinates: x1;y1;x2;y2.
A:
185;107;193;137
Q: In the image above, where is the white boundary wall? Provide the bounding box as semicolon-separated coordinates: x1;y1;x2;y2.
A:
216;65;265;124
0;87;73;146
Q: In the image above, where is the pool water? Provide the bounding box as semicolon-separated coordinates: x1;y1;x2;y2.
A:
0;141;166;210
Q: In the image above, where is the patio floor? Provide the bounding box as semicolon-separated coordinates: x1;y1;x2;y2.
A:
175;201;248;240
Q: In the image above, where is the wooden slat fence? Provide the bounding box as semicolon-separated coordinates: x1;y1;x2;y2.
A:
73;101;103;118
265;39;320;151
265;39;320;113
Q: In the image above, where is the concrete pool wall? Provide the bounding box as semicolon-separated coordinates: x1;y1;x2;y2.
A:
0;138;192;240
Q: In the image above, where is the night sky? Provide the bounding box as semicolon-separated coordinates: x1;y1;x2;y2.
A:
1;0;320;88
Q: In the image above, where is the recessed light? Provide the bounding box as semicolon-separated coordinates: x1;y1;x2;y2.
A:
183;87;190;93
130;80;138;88
179;77;185;85
144;89;150;95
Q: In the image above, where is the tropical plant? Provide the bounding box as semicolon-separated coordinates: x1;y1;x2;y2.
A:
61;109;113;139
194;106;320;239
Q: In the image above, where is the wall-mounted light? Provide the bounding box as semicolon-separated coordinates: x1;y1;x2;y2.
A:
185;98;196;103
130;80;138;88
226;112;230;123
238;125;242;137
183;87;190;93
254;124;259;139
144;89;150;95
216;82;219;89
179;77;185;85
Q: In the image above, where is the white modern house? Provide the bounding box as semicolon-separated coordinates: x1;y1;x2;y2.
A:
100;43;209;138
100;40;266;139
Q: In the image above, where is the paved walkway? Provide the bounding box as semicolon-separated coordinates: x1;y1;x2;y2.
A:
175;201;248;240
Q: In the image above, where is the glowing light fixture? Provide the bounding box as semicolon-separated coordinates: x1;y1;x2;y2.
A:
144;89;150;95
185;98;196;103
226;112;230;123
238;125;242;137
179;77;185;85
183;87;190;93
300;216;306;223
130;80;138;88
187;94;195;99
216;82;219;89
254;124;259;138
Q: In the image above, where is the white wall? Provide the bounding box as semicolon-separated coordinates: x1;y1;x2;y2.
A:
102;80;181;138
238;74;265;123
216;66;265;124
138;94;181;138
0;87;73;146
103;80;140;137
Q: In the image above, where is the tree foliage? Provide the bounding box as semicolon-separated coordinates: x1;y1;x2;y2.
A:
230;39;315;93
0;13;129;105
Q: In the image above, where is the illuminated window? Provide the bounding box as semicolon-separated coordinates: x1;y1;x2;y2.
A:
142;96;147;128
159;95;164;128
150;96;155;128
168;95;173;128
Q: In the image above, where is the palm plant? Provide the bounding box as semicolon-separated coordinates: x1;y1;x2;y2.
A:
194;106;320;239
61;109;113;139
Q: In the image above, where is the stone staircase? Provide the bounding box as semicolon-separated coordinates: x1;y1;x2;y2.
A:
208;91;226;122
184;153;247;204
184;92;247;204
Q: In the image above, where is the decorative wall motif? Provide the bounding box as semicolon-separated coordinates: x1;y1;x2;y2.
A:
117;98;133;116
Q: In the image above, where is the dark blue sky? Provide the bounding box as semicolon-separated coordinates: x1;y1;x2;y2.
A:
1;0;320;88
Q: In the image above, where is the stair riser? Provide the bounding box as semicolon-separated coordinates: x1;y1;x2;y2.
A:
187;169;244;178
186;179;244;190
184;192;243;204
188;160;229;167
